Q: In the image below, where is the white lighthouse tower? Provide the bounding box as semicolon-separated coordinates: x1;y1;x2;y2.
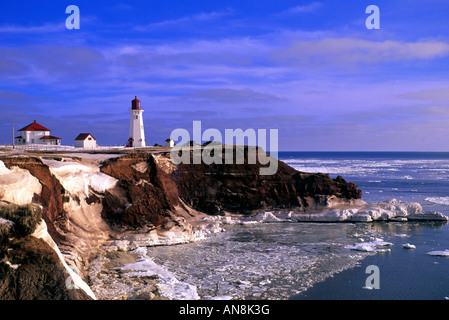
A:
128;96;146;148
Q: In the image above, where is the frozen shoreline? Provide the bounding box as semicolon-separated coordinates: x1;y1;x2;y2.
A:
89;198;448;300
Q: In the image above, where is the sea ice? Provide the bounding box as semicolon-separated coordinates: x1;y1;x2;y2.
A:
117;247;200;300
427;250;449;257
402;243;416;249
345;238;393;253
425;197;449;206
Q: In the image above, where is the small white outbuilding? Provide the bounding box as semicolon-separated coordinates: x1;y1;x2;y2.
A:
74;133;97;149
165;138;175;148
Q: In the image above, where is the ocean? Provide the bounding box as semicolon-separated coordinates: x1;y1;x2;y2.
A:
129;152;449;300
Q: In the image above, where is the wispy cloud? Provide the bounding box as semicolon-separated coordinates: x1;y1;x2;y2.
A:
183;88;287;104
0;23;65;33
399;87;449;103
281;2;323;15
136;9;233;31
272;38;449;70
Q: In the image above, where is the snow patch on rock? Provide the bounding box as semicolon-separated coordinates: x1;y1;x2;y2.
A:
42;159;117;196
0;160;42;205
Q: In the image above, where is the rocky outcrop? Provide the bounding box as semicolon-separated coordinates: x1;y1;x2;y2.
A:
176;147;362;215
100;152;178;228
99;148;363;229
0;235;91;300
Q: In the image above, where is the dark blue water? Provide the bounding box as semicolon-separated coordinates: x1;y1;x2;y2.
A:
277;152;449;300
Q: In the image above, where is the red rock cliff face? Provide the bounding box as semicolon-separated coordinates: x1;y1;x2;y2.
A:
1;151;362;231
175;147;362;214
99;149;362;228
100;152;179;228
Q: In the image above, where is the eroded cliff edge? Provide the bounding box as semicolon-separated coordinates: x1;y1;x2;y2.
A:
99;147;363;229
3;147;443;300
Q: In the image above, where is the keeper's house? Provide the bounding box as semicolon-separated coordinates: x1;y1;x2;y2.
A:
74;133;97;149
15;120;61;146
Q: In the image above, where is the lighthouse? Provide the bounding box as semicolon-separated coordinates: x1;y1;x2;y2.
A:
128;96;146;148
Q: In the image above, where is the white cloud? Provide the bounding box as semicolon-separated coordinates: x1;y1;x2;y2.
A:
135;9;232;31
272;38;449;69
0;23;64;33
282;2;323;14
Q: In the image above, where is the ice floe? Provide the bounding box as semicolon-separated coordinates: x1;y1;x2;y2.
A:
402;243;416;249
427;250;449;257
344;238;393;253
425;197;449;206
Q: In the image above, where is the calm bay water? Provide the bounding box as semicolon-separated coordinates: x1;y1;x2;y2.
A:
143;152;449;300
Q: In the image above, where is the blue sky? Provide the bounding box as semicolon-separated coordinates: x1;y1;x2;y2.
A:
1;0;449;151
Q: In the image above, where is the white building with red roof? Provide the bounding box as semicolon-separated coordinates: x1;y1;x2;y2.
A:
15;120;61;146
74;133;97;149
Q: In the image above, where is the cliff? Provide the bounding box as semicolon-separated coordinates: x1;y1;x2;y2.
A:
0;148;364;300
100;147;362;229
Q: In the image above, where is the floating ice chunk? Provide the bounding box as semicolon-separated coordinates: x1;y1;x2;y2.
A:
402;243;416;249
427;250;449;257
345;238;393;253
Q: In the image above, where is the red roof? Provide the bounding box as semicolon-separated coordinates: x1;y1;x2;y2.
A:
40;135;61;140
18;120;50;132
75;133;96;141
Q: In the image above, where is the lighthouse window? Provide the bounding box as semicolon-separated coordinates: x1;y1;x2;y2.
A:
135;115;138;119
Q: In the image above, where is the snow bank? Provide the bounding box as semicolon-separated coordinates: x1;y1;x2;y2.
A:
42;159;117;196
0;160;42;205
